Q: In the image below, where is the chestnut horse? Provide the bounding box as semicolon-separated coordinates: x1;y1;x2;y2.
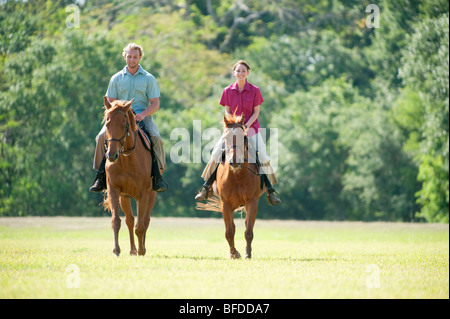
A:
198;113;264;259
102;97;156;256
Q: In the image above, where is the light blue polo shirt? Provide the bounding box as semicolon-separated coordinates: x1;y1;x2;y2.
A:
106;65;160;114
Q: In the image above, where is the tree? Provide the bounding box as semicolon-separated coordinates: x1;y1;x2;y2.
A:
0;29;123;216
399;13;449;222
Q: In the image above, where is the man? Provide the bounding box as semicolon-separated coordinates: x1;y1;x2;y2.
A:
89;43;168;193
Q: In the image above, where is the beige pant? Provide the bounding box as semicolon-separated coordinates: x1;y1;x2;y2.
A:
93;117;166;173
201;132;277;185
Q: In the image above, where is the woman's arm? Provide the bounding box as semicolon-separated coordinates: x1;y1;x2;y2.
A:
245;105;260;128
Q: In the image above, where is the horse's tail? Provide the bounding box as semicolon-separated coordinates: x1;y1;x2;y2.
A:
195;194;246;216
196;195;222;213
101;190;112;212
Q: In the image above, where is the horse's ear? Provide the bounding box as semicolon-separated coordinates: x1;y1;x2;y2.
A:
123;98;134;112
239;112;245;125
223;114;229;126
104;96;112;109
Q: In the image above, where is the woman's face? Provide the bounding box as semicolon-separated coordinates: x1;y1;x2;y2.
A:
234;64;249;82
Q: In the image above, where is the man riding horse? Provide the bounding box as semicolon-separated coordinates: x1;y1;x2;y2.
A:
90;43;168;193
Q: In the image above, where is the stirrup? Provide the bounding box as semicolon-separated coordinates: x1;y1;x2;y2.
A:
267;188;282;206
195;186;211;201
89;173;106;193
153;176;168;192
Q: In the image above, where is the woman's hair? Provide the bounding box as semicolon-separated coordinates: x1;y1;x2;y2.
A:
233;60;251;72
122;43;144;57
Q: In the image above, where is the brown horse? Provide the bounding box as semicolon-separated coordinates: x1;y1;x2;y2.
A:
102;97;156;256
198;113;264;259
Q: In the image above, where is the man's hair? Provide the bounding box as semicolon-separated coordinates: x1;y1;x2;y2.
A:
122;43;144;57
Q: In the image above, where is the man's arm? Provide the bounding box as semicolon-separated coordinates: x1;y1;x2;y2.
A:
135;97;160;122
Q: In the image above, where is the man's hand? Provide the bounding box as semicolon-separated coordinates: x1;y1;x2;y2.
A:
135;112;146;122
135;97;160;122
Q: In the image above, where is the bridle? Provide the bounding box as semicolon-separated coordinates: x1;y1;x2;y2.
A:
224;122;249;165
105;111;137;157
223;122;260;175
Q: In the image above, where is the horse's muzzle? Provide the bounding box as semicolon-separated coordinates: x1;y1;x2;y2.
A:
106;151;119;162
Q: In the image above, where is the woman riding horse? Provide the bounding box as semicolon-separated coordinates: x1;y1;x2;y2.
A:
195;60;282;206
198;113;270;258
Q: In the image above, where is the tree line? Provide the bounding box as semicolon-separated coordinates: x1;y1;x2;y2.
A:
0;0;448;222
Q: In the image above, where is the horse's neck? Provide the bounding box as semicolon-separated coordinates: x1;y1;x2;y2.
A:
122;126;137;158
126;130;135;147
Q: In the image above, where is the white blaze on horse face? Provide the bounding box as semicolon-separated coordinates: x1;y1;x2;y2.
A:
224;128;246;164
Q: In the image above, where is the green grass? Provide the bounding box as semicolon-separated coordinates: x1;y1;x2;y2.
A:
0;217;448;299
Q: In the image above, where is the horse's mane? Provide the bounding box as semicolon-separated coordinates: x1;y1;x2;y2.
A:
102;100;137;132
223;112;245;129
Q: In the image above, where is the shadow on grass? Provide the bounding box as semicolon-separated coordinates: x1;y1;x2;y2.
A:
151;253;336;263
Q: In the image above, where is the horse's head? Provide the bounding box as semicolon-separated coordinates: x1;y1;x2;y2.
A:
103;97;136;162
223;112;247;169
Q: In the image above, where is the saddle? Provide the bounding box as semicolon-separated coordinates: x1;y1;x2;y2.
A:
137;127;152;152
220;149;264;190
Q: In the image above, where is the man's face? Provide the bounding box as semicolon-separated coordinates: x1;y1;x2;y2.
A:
124;49;142;69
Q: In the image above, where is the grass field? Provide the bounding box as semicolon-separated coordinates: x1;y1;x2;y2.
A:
0;217;448;299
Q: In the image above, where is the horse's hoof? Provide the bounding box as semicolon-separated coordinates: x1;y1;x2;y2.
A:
113;247;120;257
230;251;241;259
245;254;252;259
130;249;137;256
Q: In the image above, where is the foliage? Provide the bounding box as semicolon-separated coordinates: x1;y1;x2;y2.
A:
0;0;448;222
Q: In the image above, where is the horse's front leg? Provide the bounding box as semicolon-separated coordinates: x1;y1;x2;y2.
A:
120;196;137;256
135;191;156;256
109;188;121;256
222;202;240;259
244;199;258;259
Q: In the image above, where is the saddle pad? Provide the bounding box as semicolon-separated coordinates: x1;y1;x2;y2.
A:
138;127;152;152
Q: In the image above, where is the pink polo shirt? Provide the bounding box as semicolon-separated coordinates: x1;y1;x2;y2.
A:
219;81;264;137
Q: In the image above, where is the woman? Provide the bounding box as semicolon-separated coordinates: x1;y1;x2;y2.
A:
195;60;282;206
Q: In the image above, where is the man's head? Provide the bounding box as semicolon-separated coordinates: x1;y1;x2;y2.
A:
122;43;144;69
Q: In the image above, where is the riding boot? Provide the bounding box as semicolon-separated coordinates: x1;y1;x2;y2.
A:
195;168;217;201
262;174;282;206
139;122;168;193
89;157;107;193
151;149;168;192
